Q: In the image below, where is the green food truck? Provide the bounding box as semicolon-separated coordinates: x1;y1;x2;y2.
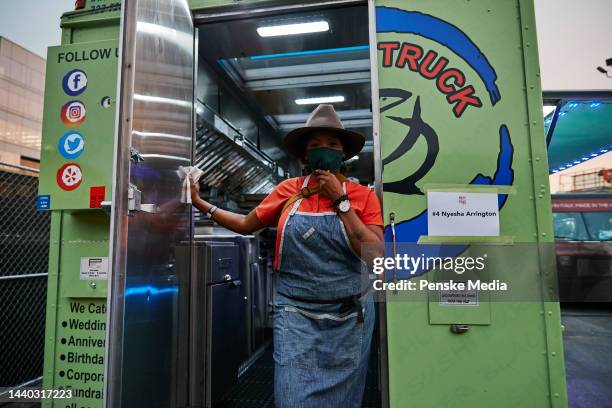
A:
36;0;567;407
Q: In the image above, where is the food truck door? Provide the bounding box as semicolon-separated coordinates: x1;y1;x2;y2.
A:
103;0;195;406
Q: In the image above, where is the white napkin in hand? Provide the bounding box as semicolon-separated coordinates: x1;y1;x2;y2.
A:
179;166;204;203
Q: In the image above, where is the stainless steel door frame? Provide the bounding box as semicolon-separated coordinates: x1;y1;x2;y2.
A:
104;0;135;404
192;2;388;407
104;0;195;406
367;1;389;407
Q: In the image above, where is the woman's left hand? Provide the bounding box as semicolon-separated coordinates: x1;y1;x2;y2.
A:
314;170;343;201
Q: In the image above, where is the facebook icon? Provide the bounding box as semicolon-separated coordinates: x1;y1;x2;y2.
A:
62;69;88;96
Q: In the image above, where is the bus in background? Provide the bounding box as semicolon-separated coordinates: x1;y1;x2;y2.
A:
552;193;612;302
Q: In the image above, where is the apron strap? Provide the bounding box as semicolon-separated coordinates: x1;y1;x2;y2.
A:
281;173;348;215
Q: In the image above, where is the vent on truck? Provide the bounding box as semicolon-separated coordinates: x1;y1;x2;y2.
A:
194;103;283;202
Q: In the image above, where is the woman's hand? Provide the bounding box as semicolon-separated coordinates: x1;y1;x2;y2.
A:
314;170;343;201
189;176;200;202
188;175;265;235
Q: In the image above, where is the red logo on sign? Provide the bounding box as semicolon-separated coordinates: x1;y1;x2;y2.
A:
90;186;105;208
56;163;83;191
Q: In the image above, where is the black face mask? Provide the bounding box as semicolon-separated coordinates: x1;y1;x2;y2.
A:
306;147;344;172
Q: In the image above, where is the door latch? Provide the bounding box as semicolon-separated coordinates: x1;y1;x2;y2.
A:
99;200;112;214
390;211;398;293
128;183;158;215
450;324;470;334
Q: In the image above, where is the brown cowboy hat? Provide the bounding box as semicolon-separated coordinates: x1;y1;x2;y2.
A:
283;104;365;160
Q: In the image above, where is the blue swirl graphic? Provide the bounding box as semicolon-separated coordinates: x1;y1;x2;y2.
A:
376;7;501;106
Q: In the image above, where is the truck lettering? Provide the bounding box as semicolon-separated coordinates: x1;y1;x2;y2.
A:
378;41;483;117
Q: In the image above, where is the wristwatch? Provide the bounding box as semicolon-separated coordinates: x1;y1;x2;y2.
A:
333;194;351;213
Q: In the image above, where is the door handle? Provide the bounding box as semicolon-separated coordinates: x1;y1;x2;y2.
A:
128;183;158;215
100;201;112;214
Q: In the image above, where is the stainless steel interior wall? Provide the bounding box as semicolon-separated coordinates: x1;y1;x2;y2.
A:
195;46;288;166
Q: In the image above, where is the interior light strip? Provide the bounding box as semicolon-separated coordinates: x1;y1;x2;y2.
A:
257;21;329;37
295;96;345;105
249;45;369;60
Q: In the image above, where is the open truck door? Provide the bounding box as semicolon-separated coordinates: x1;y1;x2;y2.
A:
104;0;194;406
373;1;567;407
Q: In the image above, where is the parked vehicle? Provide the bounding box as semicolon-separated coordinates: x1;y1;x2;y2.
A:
552;193;612;301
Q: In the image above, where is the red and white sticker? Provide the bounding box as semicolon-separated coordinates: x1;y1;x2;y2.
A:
90;186;105;208
57;163;83;191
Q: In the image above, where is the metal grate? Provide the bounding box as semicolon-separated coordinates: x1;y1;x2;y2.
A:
0;162;50;388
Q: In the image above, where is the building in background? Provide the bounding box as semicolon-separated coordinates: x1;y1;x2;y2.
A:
550;152;611;193
0;37;45;170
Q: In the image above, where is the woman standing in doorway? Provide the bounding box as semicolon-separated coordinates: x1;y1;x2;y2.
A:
190;104;384;407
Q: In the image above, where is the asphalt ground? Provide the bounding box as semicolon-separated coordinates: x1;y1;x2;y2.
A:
561;303;612;408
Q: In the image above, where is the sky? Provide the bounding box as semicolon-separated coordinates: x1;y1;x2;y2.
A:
0;0;611;90
534;0;612;91
0;0;75;58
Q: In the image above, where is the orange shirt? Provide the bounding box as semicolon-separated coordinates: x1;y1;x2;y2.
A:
255;175;384;270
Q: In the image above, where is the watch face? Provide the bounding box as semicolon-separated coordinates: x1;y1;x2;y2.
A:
339;200;350;213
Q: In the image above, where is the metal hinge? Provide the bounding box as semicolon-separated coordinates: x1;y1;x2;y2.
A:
130;147;144;164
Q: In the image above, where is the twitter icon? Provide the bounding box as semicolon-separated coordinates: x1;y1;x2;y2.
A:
58;131;85;159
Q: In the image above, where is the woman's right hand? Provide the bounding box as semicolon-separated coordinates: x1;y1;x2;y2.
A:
189;176;200;202
188;175;266;235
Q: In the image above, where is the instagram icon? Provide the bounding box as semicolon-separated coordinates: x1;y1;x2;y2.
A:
61;100;87;127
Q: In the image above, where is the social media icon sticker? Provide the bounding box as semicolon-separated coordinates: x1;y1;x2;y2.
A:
62;69;88;96
58;131;85;159
57;163;83;191
61;100;86;127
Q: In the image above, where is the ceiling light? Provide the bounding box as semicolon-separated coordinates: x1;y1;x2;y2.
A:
295;96;344;105
257;21;329;37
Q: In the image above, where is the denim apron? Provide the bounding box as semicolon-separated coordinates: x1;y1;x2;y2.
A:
273;174;375;408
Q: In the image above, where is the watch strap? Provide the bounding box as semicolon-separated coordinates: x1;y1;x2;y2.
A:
332;194;349;208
